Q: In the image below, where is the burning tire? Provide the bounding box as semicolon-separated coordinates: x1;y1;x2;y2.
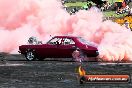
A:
25;50;36;61
72;50;80;59
72;49;99;62
72;49;86;62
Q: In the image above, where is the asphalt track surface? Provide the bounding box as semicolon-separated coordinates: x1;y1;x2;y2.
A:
0;53;132;88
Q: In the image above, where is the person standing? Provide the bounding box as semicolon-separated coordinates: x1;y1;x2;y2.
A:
124;20;131;31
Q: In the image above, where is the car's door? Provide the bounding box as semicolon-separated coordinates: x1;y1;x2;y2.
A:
57;38;76;58
42;37;62;58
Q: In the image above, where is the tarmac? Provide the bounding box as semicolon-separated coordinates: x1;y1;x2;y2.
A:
0;54;131;88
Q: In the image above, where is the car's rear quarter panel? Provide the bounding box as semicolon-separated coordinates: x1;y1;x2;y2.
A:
74;39;99;57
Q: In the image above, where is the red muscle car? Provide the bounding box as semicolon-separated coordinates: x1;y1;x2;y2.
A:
19;36;99;61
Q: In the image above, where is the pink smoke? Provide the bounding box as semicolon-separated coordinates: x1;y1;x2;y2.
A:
0;0;132;62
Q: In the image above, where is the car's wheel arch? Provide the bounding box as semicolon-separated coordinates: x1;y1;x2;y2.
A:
72;48;87;61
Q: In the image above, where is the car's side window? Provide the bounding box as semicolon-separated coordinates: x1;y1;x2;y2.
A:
63;38;75;45
48;38;62;45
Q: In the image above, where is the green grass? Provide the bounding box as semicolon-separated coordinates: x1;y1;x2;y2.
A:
64;1;96;7
109;0;117;4
64;0;116;7
65;2;87;7
103;11;127;18
64;1;127;18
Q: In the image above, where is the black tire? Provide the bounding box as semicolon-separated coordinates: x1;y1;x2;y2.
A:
25;50;36;61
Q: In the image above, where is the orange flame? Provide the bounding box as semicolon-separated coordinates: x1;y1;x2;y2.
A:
78;66;86;76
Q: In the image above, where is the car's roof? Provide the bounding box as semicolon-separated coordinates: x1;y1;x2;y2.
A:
54;35;78;39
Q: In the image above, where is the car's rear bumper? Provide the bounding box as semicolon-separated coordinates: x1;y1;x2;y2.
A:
85;50;99;57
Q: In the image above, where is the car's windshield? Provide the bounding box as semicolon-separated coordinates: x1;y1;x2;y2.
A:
77;37;98;47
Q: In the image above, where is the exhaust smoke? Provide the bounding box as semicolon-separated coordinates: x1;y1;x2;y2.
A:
0;0;131;62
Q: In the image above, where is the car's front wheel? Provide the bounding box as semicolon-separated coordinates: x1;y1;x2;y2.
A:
25;51;36;61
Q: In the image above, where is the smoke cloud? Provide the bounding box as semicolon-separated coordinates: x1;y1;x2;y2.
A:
0;0;132;62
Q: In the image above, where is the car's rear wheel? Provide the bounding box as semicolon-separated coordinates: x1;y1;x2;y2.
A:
72;50;86;62
25;50;36;61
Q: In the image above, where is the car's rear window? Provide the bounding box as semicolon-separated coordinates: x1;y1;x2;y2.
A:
77;37;98;47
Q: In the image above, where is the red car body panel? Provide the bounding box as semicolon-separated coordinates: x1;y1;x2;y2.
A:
19;36;99;58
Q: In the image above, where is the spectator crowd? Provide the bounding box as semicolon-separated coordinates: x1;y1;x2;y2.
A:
61;0;132;30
